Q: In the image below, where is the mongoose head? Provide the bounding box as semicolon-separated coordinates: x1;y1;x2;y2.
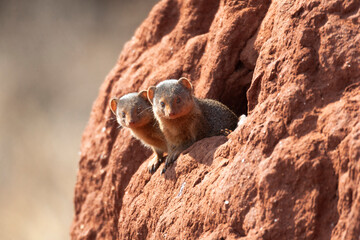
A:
110;91;153;128
148;77;194;120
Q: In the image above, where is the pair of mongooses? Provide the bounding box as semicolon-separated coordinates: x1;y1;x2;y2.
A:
110;78;238;174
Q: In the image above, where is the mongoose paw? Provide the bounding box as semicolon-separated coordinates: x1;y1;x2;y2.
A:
148;155;164;174
161;153;178;175
220;128;233;136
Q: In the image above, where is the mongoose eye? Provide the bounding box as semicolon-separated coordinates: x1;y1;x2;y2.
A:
176;97;181;104
137;107;141;114
121;111;126;118
160;101;165;108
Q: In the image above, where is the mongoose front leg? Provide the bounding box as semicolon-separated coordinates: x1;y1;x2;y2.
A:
161;150;181;174
148;148;165;174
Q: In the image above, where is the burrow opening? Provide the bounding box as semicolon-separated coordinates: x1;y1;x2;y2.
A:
217;60;253;117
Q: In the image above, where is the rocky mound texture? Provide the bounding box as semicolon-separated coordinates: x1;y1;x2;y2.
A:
71;0;360;239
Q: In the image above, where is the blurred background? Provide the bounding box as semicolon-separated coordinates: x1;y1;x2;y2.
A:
0;0;158;239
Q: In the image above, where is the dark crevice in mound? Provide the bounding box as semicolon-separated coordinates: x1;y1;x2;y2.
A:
218;58;254;117
220;72;252;117
210;2;271;117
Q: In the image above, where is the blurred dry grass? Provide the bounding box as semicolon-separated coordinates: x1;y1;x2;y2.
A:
0;0;157;239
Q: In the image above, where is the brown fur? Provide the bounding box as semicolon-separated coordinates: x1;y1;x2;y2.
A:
148;78;238;173
110;91;167;173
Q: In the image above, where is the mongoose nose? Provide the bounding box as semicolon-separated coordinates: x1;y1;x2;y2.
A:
128;120;136;126
167;111;179;119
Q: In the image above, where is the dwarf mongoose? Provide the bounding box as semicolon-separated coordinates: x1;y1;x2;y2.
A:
110;91;167;173
147;78;238;173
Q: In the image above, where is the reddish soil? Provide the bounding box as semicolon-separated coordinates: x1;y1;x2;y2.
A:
71;0;360;239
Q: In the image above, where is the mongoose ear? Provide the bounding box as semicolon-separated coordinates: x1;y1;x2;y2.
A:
110;98;118;115
138;90;148;101
178;77;193;91
147;86;156;104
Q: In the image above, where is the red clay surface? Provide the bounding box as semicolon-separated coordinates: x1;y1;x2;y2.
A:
71;0;360;239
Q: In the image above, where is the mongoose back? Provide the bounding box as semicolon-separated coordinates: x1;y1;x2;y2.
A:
110;91;167;173
147;78;238;173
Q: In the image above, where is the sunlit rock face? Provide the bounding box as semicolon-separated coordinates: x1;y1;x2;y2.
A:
71;0;360;239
